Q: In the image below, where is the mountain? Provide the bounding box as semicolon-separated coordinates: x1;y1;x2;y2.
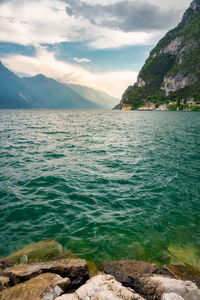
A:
65;83;119;109
0;61;32;108
21;75;100;109
0;62;100;109
117;0;200;110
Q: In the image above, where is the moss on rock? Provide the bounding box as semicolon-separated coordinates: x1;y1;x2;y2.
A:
6;240;66;264
168;245;200;266
87;261;98;278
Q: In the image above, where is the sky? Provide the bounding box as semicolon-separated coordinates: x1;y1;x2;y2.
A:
0;0;191;98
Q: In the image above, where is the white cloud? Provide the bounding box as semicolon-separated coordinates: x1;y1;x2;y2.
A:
2;47;138;98
0;0;191;49
89;28;158;49
73;57;91;63
0;0;93;45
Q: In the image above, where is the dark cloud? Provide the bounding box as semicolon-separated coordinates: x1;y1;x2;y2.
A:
0;0;10;3
64;0;180;32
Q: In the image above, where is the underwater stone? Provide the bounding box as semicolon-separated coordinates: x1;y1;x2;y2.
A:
6;240;66;264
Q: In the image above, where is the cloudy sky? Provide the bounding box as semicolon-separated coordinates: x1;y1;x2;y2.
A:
0;0;191;98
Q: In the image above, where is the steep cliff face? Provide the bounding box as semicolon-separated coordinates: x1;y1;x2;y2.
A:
118;0;200;109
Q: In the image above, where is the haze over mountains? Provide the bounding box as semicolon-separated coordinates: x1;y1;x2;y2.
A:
65;84;118;109
0;62;118;109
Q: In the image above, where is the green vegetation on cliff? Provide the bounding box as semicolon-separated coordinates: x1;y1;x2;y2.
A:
119;0;200;110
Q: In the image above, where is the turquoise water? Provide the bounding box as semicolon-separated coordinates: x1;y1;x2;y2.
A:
0;110;200;264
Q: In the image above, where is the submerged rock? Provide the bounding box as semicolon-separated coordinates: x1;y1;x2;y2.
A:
6;240;66;264
0;273;70;300
104;260;159;288
55;274;145;300
168;245;200;266
0;276;10;291
164;264;200;288
3;258;89;286
87;261;98;278
133;275;200;300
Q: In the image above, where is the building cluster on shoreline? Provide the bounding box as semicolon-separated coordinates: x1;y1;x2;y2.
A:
121;99;200;111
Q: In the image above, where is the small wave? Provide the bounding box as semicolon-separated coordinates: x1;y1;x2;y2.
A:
0;110;199;264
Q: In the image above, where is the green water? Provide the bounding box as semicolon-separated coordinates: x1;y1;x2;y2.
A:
0;110;200;265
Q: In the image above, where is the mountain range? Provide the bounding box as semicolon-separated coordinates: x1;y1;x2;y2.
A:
0;62;118;109
116;0;200;110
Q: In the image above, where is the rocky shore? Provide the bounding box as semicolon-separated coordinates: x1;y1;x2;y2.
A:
0;240;200;300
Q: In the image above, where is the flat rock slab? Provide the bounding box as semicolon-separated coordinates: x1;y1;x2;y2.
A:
0;273;70;300
6;240;65;264
104;260;159;287
3;258;88;285
55;274;145;300
133;275;200;300
0;276;10;291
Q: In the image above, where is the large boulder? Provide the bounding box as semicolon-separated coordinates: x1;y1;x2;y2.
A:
0;273;70;300
55;274;145;300
133;275;200;300
6;240;66;264
104;260;159;288
0;276;10;291
3;258;89;288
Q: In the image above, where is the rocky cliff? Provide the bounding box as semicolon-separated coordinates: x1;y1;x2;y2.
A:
117;0;200;110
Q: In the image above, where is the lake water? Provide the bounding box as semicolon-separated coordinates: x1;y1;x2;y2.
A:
0;110;200;265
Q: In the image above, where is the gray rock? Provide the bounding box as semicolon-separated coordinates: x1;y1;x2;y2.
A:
137;77;146;87
162;72;197;96
133;275;200;300
162;293;184;300
0;273;70;300
159;36;183;55
55;274;145;300
185;289;200;300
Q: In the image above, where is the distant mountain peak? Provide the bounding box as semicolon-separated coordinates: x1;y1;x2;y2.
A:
0;61;19;79
0;62;100;109
0;61;8;70
33;74;47;80
181;0;200;24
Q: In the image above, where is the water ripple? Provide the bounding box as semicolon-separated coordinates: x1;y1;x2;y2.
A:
0;110;200;263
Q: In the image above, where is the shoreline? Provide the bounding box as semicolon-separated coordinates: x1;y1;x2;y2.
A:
0;240;200;299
